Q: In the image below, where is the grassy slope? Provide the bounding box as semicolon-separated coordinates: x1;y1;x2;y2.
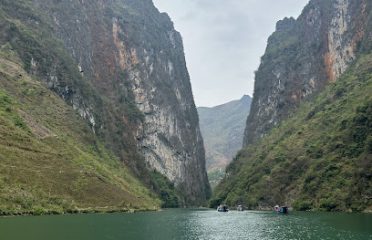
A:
212;54;372;212
0;47;160;215
0;0;181;210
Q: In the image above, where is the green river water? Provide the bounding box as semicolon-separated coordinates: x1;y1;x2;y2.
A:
0;209;371;240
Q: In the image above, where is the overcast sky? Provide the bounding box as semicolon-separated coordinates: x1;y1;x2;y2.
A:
152;0;309;107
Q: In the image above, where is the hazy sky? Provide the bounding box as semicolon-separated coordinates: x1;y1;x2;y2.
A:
152;0;309;107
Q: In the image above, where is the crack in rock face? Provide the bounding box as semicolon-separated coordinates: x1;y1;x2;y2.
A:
326;0;353;82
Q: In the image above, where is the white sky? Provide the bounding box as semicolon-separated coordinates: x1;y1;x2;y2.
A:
152;0;309;107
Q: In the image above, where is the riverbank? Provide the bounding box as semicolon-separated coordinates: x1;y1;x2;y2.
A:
3;204;370;217
215;205;372;214
0;206;160;217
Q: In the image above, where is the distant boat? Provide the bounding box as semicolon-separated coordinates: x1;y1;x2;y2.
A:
237;205;244;211
274;205;288;214
217;205;229;212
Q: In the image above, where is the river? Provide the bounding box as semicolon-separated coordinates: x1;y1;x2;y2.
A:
0;209;371;239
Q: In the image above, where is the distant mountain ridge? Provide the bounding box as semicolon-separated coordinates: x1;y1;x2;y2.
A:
198;95;252;187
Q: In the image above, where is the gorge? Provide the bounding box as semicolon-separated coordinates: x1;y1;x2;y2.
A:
0;0;370;217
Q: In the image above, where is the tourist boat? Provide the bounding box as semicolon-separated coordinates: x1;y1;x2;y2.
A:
274;205;288;214
217;204;229;212
237;205;244;211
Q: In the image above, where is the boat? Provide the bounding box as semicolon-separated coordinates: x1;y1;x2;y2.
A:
237;205;244;211
217;204;229;212
274;205;288;214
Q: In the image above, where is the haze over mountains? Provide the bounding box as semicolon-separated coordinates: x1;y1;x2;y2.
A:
198;95;252;187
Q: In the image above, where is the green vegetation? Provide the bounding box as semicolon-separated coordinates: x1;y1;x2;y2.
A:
0;48;160;215
149;171;180;208
0;0;188;210
212;54;372;212
207;169;226;189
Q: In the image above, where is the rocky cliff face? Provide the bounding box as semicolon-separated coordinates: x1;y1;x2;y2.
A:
244;0;369;146
1;0;210;205
212;0;372;211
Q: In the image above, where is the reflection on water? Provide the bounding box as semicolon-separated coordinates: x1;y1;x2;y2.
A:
0;209;371;240
182;210;372;240
185;210;269;239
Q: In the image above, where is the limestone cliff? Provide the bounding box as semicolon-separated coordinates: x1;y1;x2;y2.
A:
212;0;372;211
244;0;369;146
1;0;210;206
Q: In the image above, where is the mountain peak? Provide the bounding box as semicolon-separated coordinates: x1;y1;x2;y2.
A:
241;94;252;101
